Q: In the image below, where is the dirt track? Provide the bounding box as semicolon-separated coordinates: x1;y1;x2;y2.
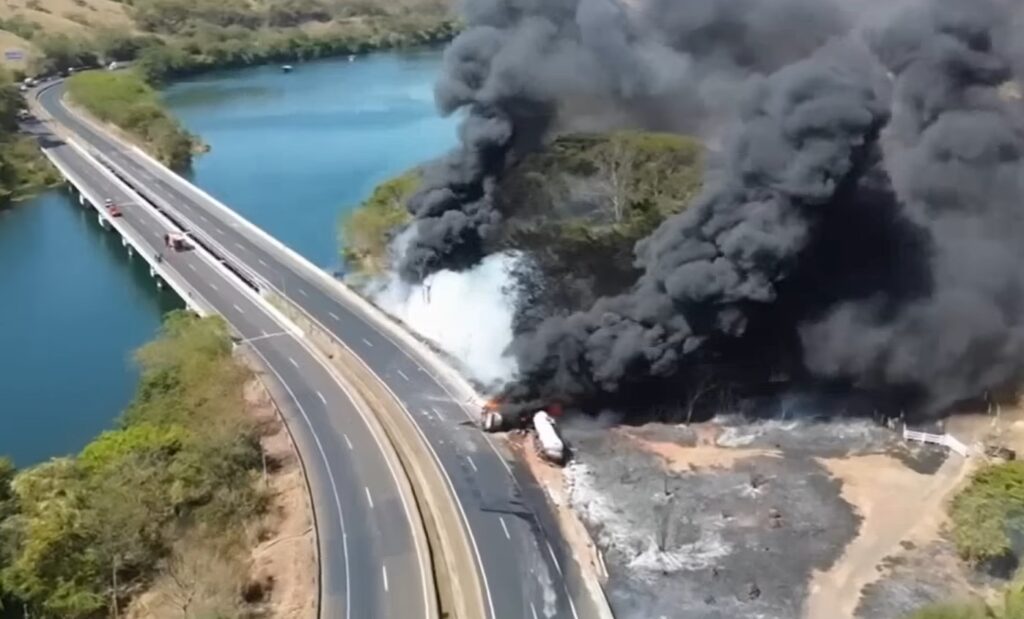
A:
803;452;968;619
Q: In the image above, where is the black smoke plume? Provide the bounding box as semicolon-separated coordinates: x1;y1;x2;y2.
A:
504;0;1024;419
400;0;856;281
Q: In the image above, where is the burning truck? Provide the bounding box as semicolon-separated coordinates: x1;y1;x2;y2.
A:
479;399;567;465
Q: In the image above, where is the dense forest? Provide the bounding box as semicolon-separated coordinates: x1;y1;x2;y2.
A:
0;0;456;83
0;312;270;618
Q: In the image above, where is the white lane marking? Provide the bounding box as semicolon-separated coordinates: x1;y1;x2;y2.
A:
289;357;299;368
365;487;374;509
229;221;239;227
209;282;218;291
466;456;478;473
234;242;244;250
343;434;353;450
188;264;197;272
499;516;511;540
243;347;351;619
530;602;539;619
215;227;225;235
382;565;389;592
546;541;563;576
396;369;409;382
258;258;268;266
362;338;374;348
233;304;244;314
298;288;308;297
329;312;341;321
198;214;208;222
317;391;327;405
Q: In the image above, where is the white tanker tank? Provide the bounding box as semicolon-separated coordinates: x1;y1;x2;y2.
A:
533;411;566;465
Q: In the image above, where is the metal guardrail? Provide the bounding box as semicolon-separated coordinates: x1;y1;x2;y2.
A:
902;428;971;457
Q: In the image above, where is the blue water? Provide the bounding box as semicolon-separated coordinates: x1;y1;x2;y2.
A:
0;192;180;466
163;50;457;269
0;50;455;465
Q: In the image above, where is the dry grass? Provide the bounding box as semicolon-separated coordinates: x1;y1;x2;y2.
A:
0;0;133;32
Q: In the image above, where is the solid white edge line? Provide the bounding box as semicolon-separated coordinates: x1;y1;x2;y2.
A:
246;345;352;619
499;516;510;541
546;541;563;576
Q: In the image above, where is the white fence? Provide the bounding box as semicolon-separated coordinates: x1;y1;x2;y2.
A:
902;428;971;457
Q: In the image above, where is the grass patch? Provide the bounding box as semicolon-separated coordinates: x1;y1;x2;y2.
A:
66;69;199;169
951;460;1024;566
340;168;417;276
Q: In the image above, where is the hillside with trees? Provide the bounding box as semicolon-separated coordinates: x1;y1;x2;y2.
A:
0;0;456;82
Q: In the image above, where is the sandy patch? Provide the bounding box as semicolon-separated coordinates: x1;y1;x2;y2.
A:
804;453;971;619
625;428;779;472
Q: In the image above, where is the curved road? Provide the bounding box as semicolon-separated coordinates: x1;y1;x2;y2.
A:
40;80;595;619
28;93;432;619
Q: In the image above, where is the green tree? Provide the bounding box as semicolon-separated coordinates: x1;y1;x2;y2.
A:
340;169;418;275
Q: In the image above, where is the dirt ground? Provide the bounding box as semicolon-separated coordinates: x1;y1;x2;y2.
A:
126;378;317;619
518;403;1007;619
804;453;970;619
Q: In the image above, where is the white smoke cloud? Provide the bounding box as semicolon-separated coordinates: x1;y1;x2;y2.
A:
372;252;521;387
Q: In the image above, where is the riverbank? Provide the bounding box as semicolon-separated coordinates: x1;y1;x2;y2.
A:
0;0;456;83
65;70;201;170
0;312;316;618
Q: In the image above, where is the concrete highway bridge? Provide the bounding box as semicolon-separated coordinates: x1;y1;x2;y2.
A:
28;80;608;619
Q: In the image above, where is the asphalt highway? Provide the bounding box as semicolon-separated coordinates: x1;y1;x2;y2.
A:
39;81;594;619
26;111;432;619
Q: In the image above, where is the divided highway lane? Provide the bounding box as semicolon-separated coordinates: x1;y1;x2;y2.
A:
38;83;588;619
33;118;432;619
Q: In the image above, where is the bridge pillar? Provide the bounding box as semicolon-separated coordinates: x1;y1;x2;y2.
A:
126;245;133;259
121;237;128;247
78;193;85;206
97;213;109;229
149;266;156;278
155;278;164;291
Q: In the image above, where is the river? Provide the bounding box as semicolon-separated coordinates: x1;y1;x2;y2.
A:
0;50;455;466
